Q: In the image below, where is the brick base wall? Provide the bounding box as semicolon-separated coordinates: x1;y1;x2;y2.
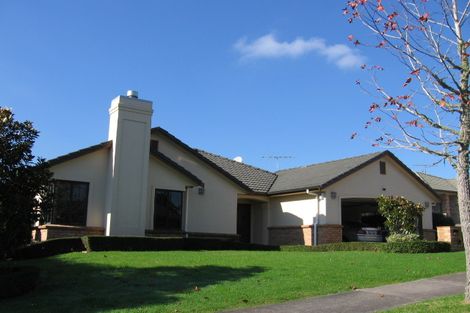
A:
268;224;342;246
32;224;105;241
422;229;436;241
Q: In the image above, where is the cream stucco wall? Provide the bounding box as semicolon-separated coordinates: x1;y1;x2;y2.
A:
146;156;199;230
324;155;437;229
268;194;326;226
152;132;244;235
50;148;110;228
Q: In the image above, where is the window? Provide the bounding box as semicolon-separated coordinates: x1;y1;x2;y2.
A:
154;189;183;231
48;180;89;226
379;161;386;175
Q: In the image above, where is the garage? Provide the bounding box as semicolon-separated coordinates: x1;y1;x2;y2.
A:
341;198;386;242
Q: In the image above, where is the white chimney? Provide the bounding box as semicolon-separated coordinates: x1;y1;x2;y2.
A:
106;90;153;236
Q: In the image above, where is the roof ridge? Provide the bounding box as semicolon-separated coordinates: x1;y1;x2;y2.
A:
275;151;383;173
196;149;277;177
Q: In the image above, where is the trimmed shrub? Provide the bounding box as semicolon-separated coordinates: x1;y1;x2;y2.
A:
83;236;185;252
281;242;386;252
83;236;279;252
386;233;420;243
383;240;451;253
0;266;40;299
13;237;85;259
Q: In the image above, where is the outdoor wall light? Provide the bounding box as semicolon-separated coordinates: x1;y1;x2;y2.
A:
198;187;205;195
424;201;429;208
330;191;337;199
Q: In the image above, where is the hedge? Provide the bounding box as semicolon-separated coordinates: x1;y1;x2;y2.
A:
281;242;385;252
0;266;40;299
83;236;279;252
13;237;85;260
383;240;451;253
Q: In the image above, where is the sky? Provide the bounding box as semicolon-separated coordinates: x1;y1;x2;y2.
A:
0;1;457;178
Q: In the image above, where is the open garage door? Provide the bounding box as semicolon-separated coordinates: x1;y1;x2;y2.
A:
341;198;386;242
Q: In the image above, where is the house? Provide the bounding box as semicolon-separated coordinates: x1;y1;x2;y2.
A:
417;172;459;224
33;91;440;245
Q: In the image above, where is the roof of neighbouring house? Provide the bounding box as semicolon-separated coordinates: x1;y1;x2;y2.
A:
268;151;382;194
416;172;457;193
196;150;278;193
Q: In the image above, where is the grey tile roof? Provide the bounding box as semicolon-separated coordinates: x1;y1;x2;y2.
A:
417;172;457;193
47;141;112;167
269;152;384;194
196;150;278;193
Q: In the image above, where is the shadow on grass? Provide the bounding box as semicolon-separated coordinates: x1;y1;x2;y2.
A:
0;256;265;313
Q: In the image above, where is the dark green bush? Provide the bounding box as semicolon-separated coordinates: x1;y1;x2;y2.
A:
281;242;386;252
83;236;185;252
383;240;451;253
83;236;279;252
0;266;40;298
13;237;85;259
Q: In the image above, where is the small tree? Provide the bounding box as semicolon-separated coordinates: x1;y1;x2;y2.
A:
343;0;470;302
0;108;52;258
377;195;424;237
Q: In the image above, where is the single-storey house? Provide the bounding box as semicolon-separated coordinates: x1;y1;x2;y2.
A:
33;91;442;245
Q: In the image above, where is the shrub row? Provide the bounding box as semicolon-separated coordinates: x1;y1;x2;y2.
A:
11;237;452;259
282;240;450;253
13;237;85;260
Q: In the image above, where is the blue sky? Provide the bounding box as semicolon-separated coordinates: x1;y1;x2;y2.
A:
0;1;456;178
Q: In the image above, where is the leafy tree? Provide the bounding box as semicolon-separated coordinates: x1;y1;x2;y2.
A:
0;108;52;258
344;0;470;301
377;195;424;236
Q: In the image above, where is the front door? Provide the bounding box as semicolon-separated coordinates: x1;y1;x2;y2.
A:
237;204;251;243
154;189;183;232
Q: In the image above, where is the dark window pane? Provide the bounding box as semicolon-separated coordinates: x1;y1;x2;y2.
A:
50;180;89;226
380;161;386;175
154;189;183;231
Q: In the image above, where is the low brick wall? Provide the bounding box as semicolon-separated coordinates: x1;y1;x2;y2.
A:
32;224;105;241
268;224;343;246
423;229;436;241
268;225;312;246
437;226;462;249
317;224;343;244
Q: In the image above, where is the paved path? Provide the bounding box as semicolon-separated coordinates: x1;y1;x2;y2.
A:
225;272;465;313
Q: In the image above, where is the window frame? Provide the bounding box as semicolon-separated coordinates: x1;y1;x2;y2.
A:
48;179;90;227
379;161;387;175
153;188;184;232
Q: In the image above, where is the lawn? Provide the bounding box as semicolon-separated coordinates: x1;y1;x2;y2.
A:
0;250;465;313
382;294;470;313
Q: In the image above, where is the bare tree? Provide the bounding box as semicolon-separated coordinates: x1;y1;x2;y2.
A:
344;0;470;301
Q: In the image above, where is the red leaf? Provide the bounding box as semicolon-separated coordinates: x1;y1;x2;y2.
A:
377;4;384;11
354;40;361;46
347;34;354;41
410;69;420;75
419;13;429;22
403;77;412;87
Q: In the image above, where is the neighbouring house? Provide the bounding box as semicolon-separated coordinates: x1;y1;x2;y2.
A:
417;172;459;225
33;91;441;245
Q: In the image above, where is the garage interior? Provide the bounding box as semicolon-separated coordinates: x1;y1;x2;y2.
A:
341;198;386;242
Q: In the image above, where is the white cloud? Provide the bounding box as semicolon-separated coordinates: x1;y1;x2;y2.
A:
234;33;365;69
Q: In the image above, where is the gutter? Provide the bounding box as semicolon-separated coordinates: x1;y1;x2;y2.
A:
306;188;322;246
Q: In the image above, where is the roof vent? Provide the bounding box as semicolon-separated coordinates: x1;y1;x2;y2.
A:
233;156;243;163
127;90;139;99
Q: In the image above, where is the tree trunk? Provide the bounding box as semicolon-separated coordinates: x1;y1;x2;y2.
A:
456;150;470;303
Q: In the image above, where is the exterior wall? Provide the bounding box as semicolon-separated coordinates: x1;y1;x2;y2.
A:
324;155;437;230
152;132;243;235
50;148;110;228
146;157;197;230
317;224;342;244
267;224;342;246
268;194;324;227
439;192;460;224
32;224;104;241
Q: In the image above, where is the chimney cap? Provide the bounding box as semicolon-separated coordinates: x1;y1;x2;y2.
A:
127;90;139;98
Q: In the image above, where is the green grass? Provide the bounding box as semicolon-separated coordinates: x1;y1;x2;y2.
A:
0;251;465;313
383;294;470;312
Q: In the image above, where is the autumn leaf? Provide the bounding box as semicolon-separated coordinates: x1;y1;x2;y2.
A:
403;77;412;87
410;69;420;75
419;12;429;22
347;34;354;41
377;4;384;11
